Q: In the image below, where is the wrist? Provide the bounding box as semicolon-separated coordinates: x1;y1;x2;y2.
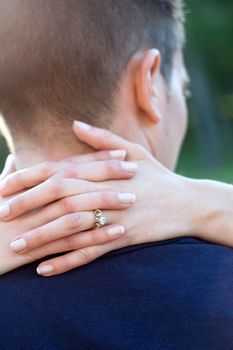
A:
185;177;233;245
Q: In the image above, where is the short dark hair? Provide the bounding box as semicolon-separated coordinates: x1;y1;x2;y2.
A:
0;0;184;140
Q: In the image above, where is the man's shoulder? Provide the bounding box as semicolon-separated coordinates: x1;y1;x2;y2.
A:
0;237;233;350
103;236;233;260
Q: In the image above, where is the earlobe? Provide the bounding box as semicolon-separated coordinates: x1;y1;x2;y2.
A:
135;49;161;124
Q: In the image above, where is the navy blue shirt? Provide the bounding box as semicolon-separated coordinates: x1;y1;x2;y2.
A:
0;237;233;350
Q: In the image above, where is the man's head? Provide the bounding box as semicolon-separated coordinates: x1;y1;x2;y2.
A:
0;0;188;169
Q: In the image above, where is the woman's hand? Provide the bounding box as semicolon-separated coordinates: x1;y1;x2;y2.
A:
0;146;139;275
0;121;191;276
1;121;232;276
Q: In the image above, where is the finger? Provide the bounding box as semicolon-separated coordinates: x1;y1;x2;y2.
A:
10;191;136;253
34;191;136;224
73;121;148;160
0;178;98;220
65;149;126;163
11;189;136;232
24;224;125;271
36;235;127;276
0;150;126;197
0;154;16;181
0;161;61;197
51;160;138;182
10;211;94;253
0;157;137;220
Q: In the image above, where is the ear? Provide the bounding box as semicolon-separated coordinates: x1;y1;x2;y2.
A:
135;49;161;123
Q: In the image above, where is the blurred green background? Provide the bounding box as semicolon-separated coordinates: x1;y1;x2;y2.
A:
177;0;233;182
0;0;232;182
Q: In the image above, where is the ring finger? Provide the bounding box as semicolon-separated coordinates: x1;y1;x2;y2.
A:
25;223;125;272
10;211;97;253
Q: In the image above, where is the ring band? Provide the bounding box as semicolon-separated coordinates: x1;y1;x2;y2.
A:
93;209;107;229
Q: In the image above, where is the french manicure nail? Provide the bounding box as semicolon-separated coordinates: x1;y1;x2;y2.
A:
74;121;91;130
110;150;127;159
10;238;27;252
118;193;136;203
107;226;125;236
121;162;138;172
37;265;54;275
0;204;10;219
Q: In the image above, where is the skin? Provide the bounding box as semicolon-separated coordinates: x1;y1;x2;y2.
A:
0;49;233;276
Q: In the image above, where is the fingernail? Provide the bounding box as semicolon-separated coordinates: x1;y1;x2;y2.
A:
10;238;27;252
118;193;136;203
74;121;91;130
107;226;125;236
121;162;138;172
37;265;54;275
0;204;10;219
110;150;127;159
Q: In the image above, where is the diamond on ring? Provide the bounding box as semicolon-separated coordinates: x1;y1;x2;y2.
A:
93;209;107;229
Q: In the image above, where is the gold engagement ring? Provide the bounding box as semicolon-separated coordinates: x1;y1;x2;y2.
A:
93;209;107;229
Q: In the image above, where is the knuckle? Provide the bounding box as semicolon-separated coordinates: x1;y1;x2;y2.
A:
106;160;118;173
77;249;92;264
58;198;74;214
62;165;78;179
76;178;92;192
54;255;69;271
65;213;82;231
93;151;106;161
2;176;9;188
92;152;99;161
92;229;103;245
123;228;133;244
43;161;57;177
63;236;75;251
17;168;33;186
49;178;64;197
101;191;115;205
28;229;45;247
11;194;26;211
61;255;76;271
96;151;109;161
12;171;22;185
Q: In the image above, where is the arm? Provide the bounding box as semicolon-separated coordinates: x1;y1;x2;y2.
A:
187;178;233;246
0;122;232;276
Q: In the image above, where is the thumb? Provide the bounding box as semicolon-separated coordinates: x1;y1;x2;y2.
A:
0;154;16;181
73;121;148;161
